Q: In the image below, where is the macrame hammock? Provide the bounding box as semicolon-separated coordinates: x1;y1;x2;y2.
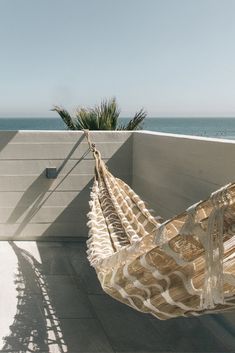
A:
84;131;235;320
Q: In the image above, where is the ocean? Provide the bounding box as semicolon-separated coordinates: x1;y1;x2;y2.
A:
0;117;234;140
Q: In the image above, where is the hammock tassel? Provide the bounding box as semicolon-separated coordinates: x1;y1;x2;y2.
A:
180;201;202;237
200;185;231;309
201;207;224;308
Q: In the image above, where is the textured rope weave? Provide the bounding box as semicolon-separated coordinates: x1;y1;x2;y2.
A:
84;131;235;319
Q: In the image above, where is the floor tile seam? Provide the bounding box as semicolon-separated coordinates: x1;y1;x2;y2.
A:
199;318;235;351
68;264;96;295
41;243;116;352
68;260;88;273
0;351;114;353
38;272;90;289
66;252;104;295
25;291;95;318
57;316;97;320
115;350;231;353
47;266;117;353
27;280;91;297
67;270;108;318
0;346;230;352
113;350;174;353
84;293;118;353
42;273;82;278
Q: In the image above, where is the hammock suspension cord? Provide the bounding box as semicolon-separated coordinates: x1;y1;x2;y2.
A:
83;129;103;181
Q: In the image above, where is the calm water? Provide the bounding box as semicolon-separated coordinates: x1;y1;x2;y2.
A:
143;118;235;139
0;117;234;140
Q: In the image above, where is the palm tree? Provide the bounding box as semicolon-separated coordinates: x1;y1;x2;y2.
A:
52;97;147;130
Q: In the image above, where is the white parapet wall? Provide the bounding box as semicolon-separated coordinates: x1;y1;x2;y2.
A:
132;131;235;220
0;131;132;240
0;129;234;239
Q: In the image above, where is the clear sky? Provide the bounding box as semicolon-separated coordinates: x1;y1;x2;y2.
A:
0;0;235;117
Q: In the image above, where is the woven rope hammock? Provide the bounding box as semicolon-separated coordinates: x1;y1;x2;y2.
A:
84;131;235;320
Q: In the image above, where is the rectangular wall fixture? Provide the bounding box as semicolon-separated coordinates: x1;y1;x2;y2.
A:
46;167;57;179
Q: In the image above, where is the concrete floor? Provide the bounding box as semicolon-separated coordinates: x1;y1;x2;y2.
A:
0;241;235;353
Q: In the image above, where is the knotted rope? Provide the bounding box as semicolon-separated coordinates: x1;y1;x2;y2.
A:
83;129;103;180
83;129;96;153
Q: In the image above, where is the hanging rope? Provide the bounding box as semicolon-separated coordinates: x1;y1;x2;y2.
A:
83;129;96;153
83;129;103;180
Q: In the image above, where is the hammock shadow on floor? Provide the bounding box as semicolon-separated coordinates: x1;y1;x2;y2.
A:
0;241;115;353
1;242;68;353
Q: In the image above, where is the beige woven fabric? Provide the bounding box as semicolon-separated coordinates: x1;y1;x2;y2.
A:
86;148;235;320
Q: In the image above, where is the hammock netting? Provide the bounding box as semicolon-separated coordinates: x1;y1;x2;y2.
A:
85;139;235;320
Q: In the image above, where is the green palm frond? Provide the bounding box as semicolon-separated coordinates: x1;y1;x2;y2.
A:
67;98;121;130
51;106;76;130
118;108;147;130
74;108;99;130
94;98;120;130
52;98;147;130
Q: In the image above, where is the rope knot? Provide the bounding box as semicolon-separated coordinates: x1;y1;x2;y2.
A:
91;143;96;152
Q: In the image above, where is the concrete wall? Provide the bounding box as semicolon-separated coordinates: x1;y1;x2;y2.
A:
0;131;132;240
133;131;235;220
0;129;234;239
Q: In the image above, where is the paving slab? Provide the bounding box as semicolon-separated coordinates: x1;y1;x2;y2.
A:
67;242;103;294
89;294;171;352
59;318;114;352
42;275;94;319
150;315;232;352
36;241;74;275
1;240;235;353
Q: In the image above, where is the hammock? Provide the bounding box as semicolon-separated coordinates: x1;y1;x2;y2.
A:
84;132;235;320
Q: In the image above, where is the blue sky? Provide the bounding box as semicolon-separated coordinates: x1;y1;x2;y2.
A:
0;0;235;117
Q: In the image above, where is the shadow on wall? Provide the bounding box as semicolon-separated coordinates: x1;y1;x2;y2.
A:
5;134;133;239
0;131;18;152
7;171;54;227
5;134;92;239
38;135;133;238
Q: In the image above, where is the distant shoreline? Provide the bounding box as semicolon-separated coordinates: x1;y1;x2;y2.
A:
0;116;235;119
